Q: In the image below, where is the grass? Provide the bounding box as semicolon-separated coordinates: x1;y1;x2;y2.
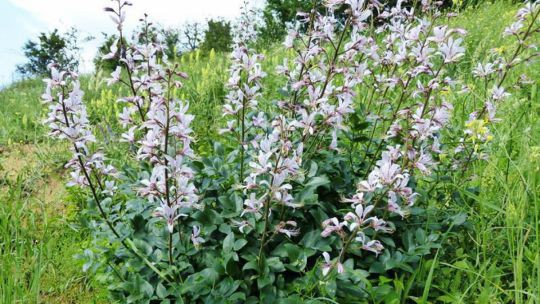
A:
0;79;45;145
0;142;108;303
0;1;538;302
422;3;540;303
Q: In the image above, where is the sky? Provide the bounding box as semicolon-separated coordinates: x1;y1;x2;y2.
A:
0;0;264;86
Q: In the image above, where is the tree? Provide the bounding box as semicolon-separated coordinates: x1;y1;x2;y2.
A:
258;9;288;43
182;22;204;52
17;28;81;77
266;0;314;26
161;27;181;59
259;0;315;42
200;19;232;53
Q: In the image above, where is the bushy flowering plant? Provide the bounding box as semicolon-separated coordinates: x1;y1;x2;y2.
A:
42;0;539;302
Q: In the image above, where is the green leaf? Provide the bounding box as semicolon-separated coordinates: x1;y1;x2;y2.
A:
451;212;467;226
300;230;332;252
140;278;154;297
307;161;318;178
304;175;330;189
324;278;337;297
213;141;224;155
132;239;153;256
242;260;258;272
257;273;274;289
200;268;220;285
352;121;370;131
224;255;240;276
234;239;248;251
267;257;285;272
217;277;241;297
156;282;168;298
272;243;300;260
130;213;148;234
228;292;246;302
223;233;235;253
219;223;232;234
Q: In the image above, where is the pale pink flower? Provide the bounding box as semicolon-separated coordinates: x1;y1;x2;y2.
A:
321;217;345;237
191;226;205;247
276;221;300;238
321;252;333;276
439;37;465;63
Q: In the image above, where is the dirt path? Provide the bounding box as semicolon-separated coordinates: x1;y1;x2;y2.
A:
0;143;68;216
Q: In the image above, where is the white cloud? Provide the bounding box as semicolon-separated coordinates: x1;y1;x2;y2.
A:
8;0;263;31
7;0;265;73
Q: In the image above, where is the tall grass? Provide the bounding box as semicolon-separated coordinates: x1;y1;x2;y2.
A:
0;176;43;303
417;2;540;303
0;79;45;145
0;143;109;303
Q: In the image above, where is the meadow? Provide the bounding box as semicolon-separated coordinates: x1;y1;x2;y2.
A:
0;1;539;303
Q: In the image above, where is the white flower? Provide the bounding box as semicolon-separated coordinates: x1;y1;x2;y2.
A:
342;193;365;205
361;240;384;255
375;156;403;186
430;26;448;43
121;126;136;143
154;203;186;233
118;107;135;128
107;66;122;86
415;149;435;175
329;129;339;151
439;37;465;63
283;30;297;48
503;20;524;36
218;120;236;134
322;252;333;276
357;172;378;193
321;217;345;237
191;226;205;247
102;42;118;60
344;204;374;230
276;221;300;238
491;86;510;101
370;217;394;233
232;220;251;233
103;180;117;196
387;199;408;218
472;62;495;78
242;193;265;216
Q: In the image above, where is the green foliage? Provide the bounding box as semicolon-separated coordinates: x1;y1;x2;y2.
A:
16;28;82;77
161;27;182;59
258;9;288;43
265;0;315;28
201;19;233;53
75;139;460;303
0;1;539;303
258;0;315;43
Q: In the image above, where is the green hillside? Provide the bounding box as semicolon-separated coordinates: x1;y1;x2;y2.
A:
0;1;539;303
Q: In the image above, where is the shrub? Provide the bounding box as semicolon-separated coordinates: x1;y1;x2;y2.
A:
41;0;539;302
